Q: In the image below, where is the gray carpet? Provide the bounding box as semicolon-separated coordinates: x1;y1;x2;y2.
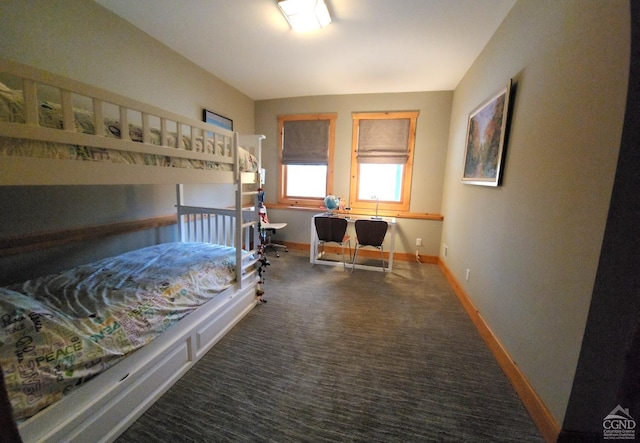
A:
116;250;544;442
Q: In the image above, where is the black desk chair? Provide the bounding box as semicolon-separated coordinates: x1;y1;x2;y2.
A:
314;216;351;271
352;219;388;272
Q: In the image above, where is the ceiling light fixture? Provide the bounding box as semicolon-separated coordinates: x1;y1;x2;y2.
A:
278;0;332;33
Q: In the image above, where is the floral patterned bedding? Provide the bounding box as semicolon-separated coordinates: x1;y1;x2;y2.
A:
0;242;243;421
0;81;258;172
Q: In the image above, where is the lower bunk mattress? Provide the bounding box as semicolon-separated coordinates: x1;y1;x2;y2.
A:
0;241;245;421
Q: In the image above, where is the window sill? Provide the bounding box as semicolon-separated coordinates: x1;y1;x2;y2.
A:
265;203;444;221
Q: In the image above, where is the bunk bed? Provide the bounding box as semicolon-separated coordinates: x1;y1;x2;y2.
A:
0;57;265;442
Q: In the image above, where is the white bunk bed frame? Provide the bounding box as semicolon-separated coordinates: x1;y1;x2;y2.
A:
0;58;265;442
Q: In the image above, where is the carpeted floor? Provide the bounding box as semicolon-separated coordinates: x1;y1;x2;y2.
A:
116;250;544;442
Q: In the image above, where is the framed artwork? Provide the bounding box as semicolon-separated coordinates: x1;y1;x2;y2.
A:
203;109;233;131
462;80;512;186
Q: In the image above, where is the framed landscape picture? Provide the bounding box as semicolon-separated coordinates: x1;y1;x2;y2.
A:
462;80;512;186
203;109;233;131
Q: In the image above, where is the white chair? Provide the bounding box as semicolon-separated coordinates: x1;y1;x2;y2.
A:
259;205;288;257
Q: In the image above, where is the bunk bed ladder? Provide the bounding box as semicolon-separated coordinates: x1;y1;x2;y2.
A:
236;134;264;290
236;185;261;288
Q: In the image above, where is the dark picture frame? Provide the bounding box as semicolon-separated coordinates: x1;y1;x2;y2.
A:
203;109;233;131
462;80;512;186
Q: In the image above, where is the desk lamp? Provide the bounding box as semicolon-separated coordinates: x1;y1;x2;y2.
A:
371;196;382;219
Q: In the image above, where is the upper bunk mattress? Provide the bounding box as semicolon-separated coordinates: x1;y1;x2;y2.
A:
0;81;258;172
0;241;244;421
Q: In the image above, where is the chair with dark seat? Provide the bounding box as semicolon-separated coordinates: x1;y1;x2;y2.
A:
352;219;388;272
314;216;351;270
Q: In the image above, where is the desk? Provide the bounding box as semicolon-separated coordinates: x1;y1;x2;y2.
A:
310;213;397;272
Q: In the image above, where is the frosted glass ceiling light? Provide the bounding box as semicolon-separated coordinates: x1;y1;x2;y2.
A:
278;0;332;32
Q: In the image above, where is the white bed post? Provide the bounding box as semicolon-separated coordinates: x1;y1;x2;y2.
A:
237;134;265;267
176;184;185;242
251;135;264;258
22;79;39;126
234;133;244;288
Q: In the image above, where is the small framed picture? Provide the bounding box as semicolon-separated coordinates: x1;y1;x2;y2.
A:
203;109;233;131
462;80;513;186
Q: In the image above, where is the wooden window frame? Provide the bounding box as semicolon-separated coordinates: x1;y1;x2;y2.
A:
349;111;419;213
278;113;336;207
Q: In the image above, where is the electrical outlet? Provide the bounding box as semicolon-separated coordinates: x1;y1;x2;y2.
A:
443;244;448;257
416;238;422;246
465;268;471;281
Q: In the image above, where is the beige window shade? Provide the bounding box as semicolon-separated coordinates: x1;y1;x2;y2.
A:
282;120;329;165
357;118;410;163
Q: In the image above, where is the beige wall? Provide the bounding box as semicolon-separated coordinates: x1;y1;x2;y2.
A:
255;91;452;257
0;0;254;134
441;0;630;425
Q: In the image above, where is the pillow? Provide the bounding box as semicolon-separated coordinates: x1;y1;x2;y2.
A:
0;86;25;123
0;81;13;92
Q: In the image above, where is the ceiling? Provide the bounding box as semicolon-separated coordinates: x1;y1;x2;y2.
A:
94;0;516;101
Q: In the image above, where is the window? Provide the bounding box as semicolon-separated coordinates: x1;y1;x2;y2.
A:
278;113;336;206
349;111;419;213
